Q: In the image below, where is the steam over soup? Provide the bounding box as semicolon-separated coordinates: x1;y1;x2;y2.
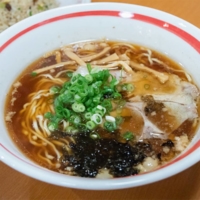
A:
5;40;200;178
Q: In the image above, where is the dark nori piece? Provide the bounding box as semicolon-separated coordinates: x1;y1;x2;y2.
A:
60;132;148;178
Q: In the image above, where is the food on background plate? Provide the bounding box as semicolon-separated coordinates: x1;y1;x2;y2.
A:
0;0;57;33
5;40;200;178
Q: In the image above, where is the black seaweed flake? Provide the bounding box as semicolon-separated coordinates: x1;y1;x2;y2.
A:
60;133;146;178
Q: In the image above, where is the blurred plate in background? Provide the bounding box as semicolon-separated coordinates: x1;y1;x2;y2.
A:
57;0;91;6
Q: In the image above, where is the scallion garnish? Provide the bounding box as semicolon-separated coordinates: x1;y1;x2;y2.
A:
115;116;124;126
72;102;85;113
44;112;53;120
87;63;92;73
96;105;106;116
85;74;93;83
44;66;127;133
86;121;96;130
91;114;102;124
48;121;58;132
121;83;134;92
70;115;81;125
144;84;150;90
66;71;73;78
66;126;78;134
31;72;37;77
105;115;115;122
90;132;100;140
122;131;134;140
84;112;92;120
49;86;61;94
104;121;116;132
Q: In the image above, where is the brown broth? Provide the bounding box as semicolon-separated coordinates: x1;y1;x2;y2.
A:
4;40;200;176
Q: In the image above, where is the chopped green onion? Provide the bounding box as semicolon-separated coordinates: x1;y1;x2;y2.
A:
95;105;106;116
86;121;96;130
71;74;79;84
56;107;71;119
87;63;92;73
57;92;73;104
85;99;93;108
84;112;92;120
74;94;81;102
66;126;78;134
121;83;134;92
91;114;102;124
144;84;150;90
143;74;148;78
122;131;134;140
76;123;87;131
85;74;93;83
101;99;112;113
76;76;86;86
74;116;81;124
72;103;85;113
105;115;115;122
62;81;71;89
113;92;122;100
43;67;126;134
50;86;60;94
87;86;94;96
110;77;119;87
70;115;81;125
31;72;37;77
104;121;116;132
48;121;58;132
66;71;73;78
102;87;113;96
93;95;101;103
117;99;126;109
92;81;102;89
44;112;53;120
95;109;105;116
97;105;106;114
90;132;100;140
90;67;101;74
115;116;124;126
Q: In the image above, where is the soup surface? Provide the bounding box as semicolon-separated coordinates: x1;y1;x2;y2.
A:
5;40;200;178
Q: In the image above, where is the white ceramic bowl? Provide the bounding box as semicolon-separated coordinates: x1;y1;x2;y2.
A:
0;3;200;190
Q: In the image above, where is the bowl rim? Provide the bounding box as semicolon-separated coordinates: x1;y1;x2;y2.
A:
0;2;200;190
1;2;200;53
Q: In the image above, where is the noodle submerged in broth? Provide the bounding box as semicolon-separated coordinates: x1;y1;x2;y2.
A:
5;40;200;178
